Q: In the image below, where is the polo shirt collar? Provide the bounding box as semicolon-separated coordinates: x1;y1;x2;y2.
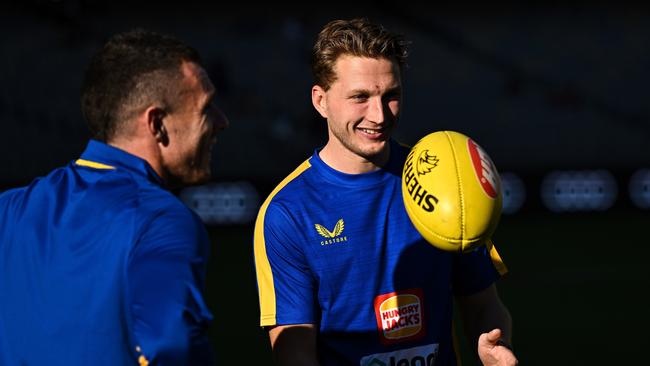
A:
78;140;164;186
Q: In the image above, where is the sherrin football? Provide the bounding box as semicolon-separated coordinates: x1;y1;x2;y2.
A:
401;131;502;253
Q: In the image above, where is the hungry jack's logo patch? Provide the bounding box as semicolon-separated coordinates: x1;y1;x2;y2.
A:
374;288;425;345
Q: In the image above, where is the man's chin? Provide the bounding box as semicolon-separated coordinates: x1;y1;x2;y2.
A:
189;170;211;186
173;168;211;188
359;141;389;156
355;142;391;166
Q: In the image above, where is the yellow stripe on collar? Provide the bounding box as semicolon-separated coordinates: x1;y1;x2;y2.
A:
75;159;116;170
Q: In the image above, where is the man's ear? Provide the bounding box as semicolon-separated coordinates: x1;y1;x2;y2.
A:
311;85;328;119
145;107;168;146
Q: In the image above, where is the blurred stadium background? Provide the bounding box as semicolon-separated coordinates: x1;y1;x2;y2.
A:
1;1;649;364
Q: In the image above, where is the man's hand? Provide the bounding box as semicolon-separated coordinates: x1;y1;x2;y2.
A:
478;328;518;366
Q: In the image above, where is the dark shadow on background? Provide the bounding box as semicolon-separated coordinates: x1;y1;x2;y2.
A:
392;239;472;366
204;224;273;364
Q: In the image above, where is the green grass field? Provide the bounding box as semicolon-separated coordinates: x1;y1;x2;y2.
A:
204;211;648;365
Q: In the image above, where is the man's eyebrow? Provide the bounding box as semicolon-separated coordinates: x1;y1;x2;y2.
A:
348;88;370;95
347;85;402;95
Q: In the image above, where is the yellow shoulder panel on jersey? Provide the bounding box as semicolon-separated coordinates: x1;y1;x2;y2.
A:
254;158;312;326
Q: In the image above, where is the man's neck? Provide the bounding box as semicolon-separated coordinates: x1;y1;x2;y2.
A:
318;141;390;175
108;137;166;183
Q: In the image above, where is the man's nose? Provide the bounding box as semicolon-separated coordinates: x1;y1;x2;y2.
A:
366;96;385;123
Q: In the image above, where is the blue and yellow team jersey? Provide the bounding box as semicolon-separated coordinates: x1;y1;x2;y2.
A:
0;140;214;365
254;140;506;365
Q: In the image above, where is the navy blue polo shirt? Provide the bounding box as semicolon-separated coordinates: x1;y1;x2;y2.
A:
0;140;214;365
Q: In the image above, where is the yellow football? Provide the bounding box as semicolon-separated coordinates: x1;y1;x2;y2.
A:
402;131;502;253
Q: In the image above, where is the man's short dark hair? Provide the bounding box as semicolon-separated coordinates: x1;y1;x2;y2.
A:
80;29;201;142
312;18;409;91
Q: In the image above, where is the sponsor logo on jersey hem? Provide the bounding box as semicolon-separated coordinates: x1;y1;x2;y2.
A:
360;343;439;366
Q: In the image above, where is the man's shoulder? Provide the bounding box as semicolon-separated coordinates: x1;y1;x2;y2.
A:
132;183;201;229
254;157;317;229
264;157;315;205
0;185;29;219
0;166;70;213
70;162;198;228
0;185;27;202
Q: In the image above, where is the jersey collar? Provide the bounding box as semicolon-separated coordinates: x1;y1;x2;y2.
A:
310;139;403;187
78;140;164;186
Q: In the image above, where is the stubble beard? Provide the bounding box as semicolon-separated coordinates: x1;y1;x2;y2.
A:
330;124;390;163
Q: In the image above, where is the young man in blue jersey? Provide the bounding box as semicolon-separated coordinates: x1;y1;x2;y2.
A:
254;18;518;365
0;29;228;365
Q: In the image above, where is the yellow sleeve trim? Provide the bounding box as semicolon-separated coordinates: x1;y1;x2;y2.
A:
138;355;149;366
75;159;116;170
134;346;148;366
486;238;508;276
254;159;312;327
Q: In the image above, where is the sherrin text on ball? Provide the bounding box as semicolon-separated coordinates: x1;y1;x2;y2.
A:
401;131;502;252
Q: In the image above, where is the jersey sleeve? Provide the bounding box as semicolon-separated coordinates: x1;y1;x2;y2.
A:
126;205;214;365
254;201;318;327
451;239;507;296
